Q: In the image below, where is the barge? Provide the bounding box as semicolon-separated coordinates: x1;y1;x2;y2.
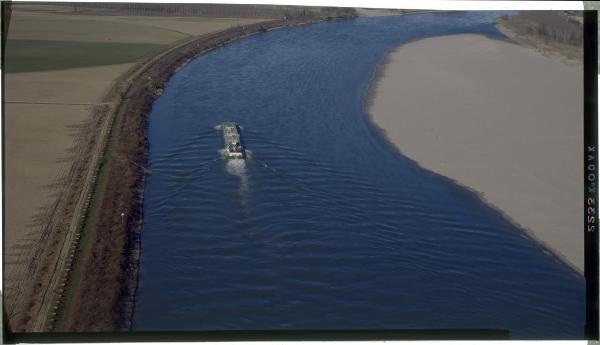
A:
219;121;246;159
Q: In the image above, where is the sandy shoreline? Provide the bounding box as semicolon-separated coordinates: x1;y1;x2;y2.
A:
366;34;583;274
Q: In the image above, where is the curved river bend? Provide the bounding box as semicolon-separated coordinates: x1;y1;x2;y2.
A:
133;12;584;338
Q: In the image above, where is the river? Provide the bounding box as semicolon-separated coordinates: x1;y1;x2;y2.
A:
132;11;584;338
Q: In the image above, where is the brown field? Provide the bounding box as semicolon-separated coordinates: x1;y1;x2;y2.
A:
9;9;265;43
8;12;186;43
4;63;133;102
367;34;583;274
104;16;265;36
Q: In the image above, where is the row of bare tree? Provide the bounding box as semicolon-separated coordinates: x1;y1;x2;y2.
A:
504;11;583;46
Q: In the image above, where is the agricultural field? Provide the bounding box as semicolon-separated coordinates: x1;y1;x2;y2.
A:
5;7;267;71
7;13;187;43
94;16;265;36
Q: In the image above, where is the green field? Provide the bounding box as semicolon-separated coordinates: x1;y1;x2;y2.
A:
5;39;166;72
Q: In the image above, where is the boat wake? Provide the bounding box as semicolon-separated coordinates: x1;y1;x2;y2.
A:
225;158;250;207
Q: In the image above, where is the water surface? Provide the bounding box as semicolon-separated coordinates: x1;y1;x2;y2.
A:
134;12;584;338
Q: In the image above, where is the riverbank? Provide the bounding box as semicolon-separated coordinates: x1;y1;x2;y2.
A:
366;34;583;274
55;17;347;332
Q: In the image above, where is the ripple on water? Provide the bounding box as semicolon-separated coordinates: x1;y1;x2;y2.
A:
134;12;584;338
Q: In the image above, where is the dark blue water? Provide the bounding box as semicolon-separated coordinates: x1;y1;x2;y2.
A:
133;12;585;338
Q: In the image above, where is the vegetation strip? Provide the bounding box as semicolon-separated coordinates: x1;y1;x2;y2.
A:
495;12;583;64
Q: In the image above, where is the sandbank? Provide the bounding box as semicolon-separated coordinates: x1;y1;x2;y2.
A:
367;34;583;273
